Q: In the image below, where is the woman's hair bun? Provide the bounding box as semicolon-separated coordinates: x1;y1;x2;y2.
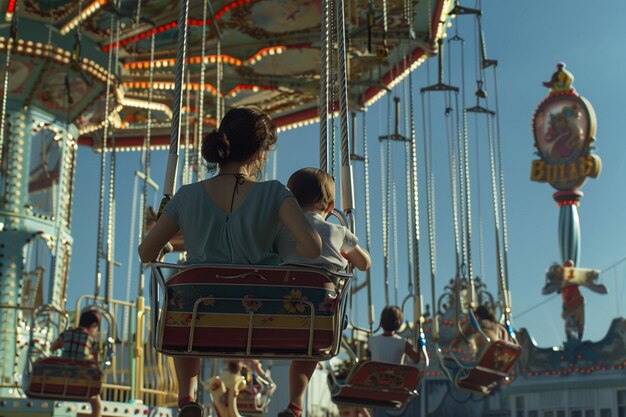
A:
201;129;231;163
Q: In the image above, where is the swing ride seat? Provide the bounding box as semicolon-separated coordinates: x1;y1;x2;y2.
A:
441;336;521;395
329;361;420;410
455;338;521;393
151;262;351;360
26;357;102;400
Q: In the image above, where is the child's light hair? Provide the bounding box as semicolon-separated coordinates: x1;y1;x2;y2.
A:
287;167;334;211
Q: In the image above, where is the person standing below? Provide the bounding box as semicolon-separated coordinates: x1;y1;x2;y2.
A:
139;107;322;417
367;306;421;365
50;310;102;417
275;167;371;417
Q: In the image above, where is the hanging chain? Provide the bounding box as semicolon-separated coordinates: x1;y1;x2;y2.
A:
392;183;399;305
137;31;156;297
164;0;190;198
485;112;506;315
380;138;389;306
408;67;426;346
319;0;329;172
473;111;486;281
183;69;191;185
492;67;512;319
216;39;223;124
328;0;336;177
403;57;414;294
445;91;461;273
362;110;374;331
337;0;350;169
104;14;123;309
94;14;115;300
196;0;209;180
421;91;438;340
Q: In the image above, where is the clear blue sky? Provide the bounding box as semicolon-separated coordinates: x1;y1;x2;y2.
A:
68;0;626;348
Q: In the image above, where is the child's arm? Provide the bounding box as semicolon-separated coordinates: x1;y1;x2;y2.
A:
279;197;322;259
49;337;62;351
404;340;421;363
343;245;371;271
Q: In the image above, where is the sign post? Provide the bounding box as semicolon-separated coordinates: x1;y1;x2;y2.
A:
532;63;604;342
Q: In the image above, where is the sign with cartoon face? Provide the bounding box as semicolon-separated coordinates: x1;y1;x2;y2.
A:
530;64;601;190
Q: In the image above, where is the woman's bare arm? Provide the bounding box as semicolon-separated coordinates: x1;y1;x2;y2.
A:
279;197;322;259
138;214;179;263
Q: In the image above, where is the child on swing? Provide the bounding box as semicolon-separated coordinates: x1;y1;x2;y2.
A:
275;167;371;417
368;306;421;364
50;310;102;417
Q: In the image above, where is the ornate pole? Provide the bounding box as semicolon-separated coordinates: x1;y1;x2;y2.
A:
532;63;603;342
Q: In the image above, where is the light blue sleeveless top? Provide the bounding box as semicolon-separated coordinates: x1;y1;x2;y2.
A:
163;180;293;265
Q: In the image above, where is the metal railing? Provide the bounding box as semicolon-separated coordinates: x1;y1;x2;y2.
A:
75;295;177;407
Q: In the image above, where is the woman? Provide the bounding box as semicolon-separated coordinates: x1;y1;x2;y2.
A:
139;107;322;417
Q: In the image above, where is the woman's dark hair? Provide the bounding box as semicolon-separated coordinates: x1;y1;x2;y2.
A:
201;107;277;172
380;306;403;332
79;310;100;328
475;305;496;322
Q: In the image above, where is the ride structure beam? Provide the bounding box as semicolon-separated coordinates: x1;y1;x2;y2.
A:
378;97;409;142
0;106;78;395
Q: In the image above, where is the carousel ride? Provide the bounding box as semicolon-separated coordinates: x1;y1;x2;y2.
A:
0;0;453;416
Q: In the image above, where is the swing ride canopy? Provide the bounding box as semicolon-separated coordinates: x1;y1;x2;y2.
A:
0;0;451;151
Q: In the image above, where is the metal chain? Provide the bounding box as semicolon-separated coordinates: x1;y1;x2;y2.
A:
403;59;414;294
197;0;209;180
337;0;350;169
421;92;437;337
492;67;512;317
105;15;122;308
392;183;399;305
216;39;223;124
473;112;486;281
408;68;424;340
444;92;461;275
137;31;156;297
94;14;115;300
319;0;329;172
380;138;389;306
486;114;506;316
165;0;190;196
183;69;191;185
362;110;374;330
329;0;336;177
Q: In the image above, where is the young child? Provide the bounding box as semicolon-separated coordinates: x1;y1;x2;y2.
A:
368;306;421;364
275;167;371;417
275;167;371;272
50;310;102;417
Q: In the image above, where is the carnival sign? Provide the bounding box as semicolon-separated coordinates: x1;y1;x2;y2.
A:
531;63;601;191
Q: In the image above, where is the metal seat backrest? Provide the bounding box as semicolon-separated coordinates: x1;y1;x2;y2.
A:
27;357;102;400
151;263;351;360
